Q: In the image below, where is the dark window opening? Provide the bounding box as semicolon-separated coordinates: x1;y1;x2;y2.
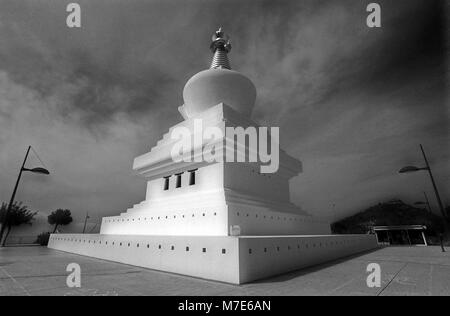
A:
176;173;182;188
188;169;197;185
164;176;170;190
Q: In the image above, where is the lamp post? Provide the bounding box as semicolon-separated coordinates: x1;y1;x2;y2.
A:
399;144;446;220
423;192;432;214
414;192;433;213
0;146;50;246
82;212;90;234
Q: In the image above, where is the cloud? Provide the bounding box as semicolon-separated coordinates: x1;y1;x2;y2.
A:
0;70;155;223
0;0;448;228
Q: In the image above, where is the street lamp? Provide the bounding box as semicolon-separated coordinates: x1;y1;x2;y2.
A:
82;212;90;234
0;146;50;246
423;192;432;214
22;167;50;175
398;144;446;220
399;166;428;173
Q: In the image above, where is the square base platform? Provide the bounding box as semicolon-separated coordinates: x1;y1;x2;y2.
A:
48;234;378;284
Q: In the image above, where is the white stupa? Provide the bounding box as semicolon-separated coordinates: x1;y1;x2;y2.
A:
49;29;377;284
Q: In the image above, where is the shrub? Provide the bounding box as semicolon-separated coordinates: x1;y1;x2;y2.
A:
36;232;51;246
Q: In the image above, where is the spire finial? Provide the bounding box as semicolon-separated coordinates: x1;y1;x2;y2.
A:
210;27;231;69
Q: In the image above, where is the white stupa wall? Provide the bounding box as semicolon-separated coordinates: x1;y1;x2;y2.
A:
144;162;223;202
100;162;229;236
224;162;291;204
49;233;376;284
99;166;331;237
99;103;331;237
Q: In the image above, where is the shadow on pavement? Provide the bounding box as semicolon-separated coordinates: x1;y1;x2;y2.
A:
252;247;384;284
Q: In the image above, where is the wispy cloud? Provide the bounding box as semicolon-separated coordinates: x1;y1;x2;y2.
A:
0;0;447;225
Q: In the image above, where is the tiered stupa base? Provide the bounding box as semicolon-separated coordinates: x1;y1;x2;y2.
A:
48;234;378;284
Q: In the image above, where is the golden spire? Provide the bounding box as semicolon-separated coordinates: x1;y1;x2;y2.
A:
209;27;231;69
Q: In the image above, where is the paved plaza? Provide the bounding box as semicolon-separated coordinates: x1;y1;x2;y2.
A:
0;245;449;296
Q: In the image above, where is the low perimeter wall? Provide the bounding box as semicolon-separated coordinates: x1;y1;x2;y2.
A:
48;234;378;284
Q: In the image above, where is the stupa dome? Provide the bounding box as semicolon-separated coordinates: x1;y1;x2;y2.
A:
181;28;256;118
183;68;256;118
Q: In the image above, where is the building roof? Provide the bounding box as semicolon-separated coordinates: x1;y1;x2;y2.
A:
371;225;427;231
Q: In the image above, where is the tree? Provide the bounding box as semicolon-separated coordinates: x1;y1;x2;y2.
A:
0;202;37;246
36;232;51;246
48;209;73;233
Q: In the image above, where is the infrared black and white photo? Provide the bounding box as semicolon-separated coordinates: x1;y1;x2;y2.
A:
0;0;449;300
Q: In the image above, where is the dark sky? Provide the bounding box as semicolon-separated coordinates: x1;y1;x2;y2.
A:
0;0;448;226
